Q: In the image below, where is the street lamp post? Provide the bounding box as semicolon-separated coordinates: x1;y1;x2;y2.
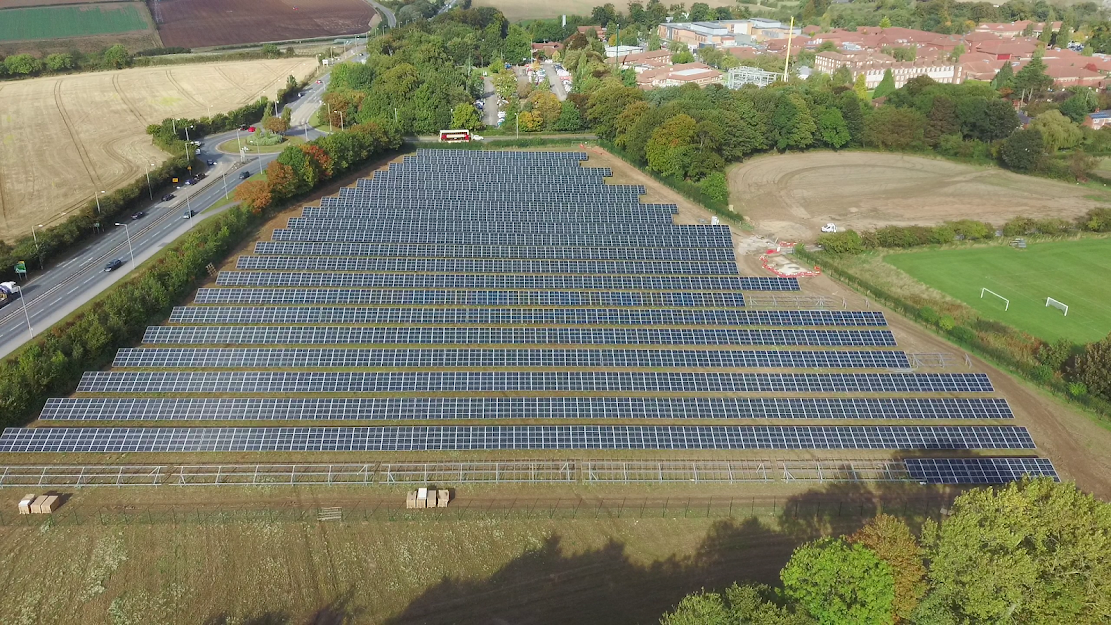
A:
222;171;229;200
516;112;520;140
32;223;45;268
93;190;104;215
115;222;135;265
327;104;334;132
19;283;33;338
144;163;154;200
338;111;345;132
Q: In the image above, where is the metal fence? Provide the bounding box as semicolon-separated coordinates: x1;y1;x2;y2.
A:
0;459;920;488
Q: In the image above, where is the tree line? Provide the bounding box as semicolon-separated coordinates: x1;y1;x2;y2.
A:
660;479;1111;625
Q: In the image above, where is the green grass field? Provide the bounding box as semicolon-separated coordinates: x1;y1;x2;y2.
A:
0;3;149;42
886;238;1111;343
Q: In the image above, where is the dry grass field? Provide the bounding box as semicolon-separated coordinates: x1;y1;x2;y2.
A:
472;0;741;21
0;57;317;242
727;152;1111;241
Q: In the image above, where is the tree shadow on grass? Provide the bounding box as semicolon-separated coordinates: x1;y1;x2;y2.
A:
383;516;796;625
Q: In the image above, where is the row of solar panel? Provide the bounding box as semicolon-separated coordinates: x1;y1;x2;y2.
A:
303;206;677;222
372;166;611;177
214;273;798;292
904;458;1058;484
284;219;706;234
142;326;898;347
234;256;741;277
112;348;912;370
252;242;736;262
407;150;587;160
40;396;1014;421
193;288;748;309
0;425;1035;452
76;371;994;394
169;306;877;327
270;229;734;249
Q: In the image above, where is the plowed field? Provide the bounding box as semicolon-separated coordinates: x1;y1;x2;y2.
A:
0;58;317;241
153;0;376;49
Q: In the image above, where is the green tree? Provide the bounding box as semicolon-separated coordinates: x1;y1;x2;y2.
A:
849;514;926;621
1074;333;1111;401
503;24;533;64
672;48;695;64
554;100;583;130
852;73;869;101
830;65;852;87
818;107;850;148
450;103;483;131
873;69;896;99
837;91;865;146
781;538;895;625
1031;109;1081;152
700;171;729;202
646;113;697;178
879;15;891;27
924;96;959;146
3;53;42;76
771;93;817;150
1059;90;1097;123
586;85;645;139
662;584;815;625
261;43;281;58
44;53;74;72
920;478;1111;623
863;106;925;150
1014;52;1053;101
102;44;131;70
991;61;1015;91
688;1;711;20
1001;127;1045;171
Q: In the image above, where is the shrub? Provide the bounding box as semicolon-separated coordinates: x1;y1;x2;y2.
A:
1030;364;1055;382
950;325;976;344
1068;382;1088;397
817;230;866;254
918;306;939;325
938;315;956;331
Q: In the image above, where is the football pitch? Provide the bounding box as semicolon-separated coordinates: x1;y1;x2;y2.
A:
886;238;1111;343
0;4;149;42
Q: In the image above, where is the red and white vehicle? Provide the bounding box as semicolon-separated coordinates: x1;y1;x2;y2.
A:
438;129;472;142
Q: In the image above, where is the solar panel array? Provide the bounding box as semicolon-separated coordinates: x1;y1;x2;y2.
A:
2;150;1055;481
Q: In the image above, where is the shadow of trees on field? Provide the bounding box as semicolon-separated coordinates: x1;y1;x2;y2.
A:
199;480;961;625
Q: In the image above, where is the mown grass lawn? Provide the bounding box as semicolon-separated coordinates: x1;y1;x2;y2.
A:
886;238;1111;343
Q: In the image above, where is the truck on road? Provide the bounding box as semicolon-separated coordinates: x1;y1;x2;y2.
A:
0;281;22;310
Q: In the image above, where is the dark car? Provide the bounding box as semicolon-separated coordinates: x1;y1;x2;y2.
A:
195;172;207;180
183;209;195;219
104;259;124;272
183;179;194;186
239;171;251;180
161;193;175;202
131;211;145;220
239;124;249;131
206;160;217;166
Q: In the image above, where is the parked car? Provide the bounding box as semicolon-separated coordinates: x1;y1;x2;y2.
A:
184;178;194;186
131;211;145;220
195;173;207;180
821;223;838;233
239;171;251;180
161;193;175;202
248;126;256;132
104;259;124;272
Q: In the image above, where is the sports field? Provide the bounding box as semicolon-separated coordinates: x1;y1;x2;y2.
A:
886;238;1111;343
0;3;150;41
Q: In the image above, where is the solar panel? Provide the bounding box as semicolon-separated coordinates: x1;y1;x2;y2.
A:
112;347;912;370
270;229;730;248
233;255;741;276
904;457;1059;484
76;371;995;394
40;397;1015;421
143;325;897;347
169;306;886;327
215;272;750;292
193;288;747;309
0;425;1035;452
252;241;736;262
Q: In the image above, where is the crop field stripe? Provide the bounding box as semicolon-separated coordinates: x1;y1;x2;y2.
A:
0;4;150;41
886;239;1111;343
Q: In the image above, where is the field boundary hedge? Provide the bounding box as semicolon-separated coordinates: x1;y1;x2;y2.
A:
793;246;1111;424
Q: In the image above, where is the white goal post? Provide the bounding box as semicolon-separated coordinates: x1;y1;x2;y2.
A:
980;288;1009;311
1046;297;1069;316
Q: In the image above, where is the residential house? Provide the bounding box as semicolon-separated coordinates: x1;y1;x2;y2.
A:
814;50;962;87
1084;110;1111;130
617;48;672;72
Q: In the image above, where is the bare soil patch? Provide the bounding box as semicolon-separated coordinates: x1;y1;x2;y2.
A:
0;57;317;242
154;0;376;49
727;151;1111;242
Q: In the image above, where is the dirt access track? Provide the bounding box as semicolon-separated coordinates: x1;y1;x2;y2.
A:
728;152;1111;241
0;57;317;242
